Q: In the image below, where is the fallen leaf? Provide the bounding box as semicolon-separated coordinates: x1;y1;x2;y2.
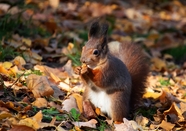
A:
143;91;162;99
159;120;175;130
114;118;139;131
18;118;40;130
62;95;79;112
2;62;13;69
72;119;97;128
9;125;35;131
0;111;12;120
135;115;149;128
26;74;54;98
12;56;26;69
32;98;48;108
0;101;21;112
22;38;32;47
82;100;97;120
32;110;43;123
164;102;184;122
49;0;59;9
151;57;167;71
159;90;181;104
72;93;83;113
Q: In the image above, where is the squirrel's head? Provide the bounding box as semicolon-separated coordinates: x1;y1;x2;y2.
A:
80;21;109;69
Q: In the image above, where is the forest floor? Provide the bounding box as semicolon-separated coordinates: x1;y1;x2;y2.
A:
0;0;186;130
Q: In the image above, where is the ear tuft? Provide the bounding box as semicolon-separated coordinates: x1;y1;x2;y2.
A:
100;23;108;36
89;21;100;38
88;20;109;38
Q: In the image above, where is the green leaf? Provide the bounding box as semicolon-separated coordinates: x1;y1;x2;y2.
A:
70;108;80;121
42;107;59;115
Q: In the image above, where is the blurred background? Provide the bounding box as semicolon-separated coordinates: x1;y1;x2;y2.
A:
0;0;186;68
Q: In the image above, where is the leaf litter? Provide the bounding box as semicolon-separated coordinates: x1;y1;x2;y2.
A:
0;0;186;130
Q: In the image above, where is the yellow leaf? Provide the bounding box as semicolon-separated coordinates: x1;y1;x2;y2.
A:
32;110;43;123
159;120;175;131
72;93;83;113
49;72;61;83
32;98;48;108
143;92;162;99
22;38;32;47
151;57;166;71
0;111;12;120
2;62;13;69
19;118;40;130
164;102;184;121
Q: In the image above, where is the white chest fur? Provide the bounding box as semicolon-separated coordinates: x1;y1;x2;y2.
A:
88;90;112;117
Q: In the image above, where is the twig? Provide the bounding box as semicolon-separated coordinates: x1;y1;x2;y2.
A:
10;71;26;97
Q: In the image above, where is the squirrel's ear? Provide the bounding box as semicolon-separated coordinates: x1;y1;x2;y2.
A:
100;23;108;36
88;21;100;38
99;23;108;45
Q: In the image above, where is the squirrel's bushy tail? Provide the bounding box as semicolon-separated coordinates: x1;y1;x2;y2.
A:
109;42;149;109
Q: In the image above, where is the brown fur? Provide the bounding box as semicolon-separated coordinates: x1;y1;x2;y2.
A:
109;42;149;109
76;21;149;122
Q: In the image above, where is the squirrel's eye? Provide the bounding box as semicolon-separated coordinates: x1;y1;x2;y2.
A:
93;49;99;56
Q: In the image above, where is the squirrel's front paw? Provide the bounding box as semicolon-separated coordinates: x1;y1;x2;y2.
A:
74;66;82;75
74;64;88;75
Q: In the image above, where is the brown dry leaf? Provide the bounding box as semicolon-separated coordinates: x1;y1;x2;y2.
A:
72;119;97;129
164;102;184;122
32;38;48;47
49;0;59;8
147;30;160;41
49;72;61;83
180;102;186;113
56;126;68;131
115;118;140;131
32;98;48;108
58;81;70;92
164;102;182;116
32;110;43;123
83;100;97;120
159;120;175;131
44;21;59;33
18;118;40;130
4;81;27;90
159;90;181;104
12;56;26;69
31;51;42;61
50;84;66;99
34;65;69;81
18;111;43;130
7;117;19;126
26;74;54;98
71;93;83;113
135;115;149;128
0;101;21;112
151;57;167;71
62;95;79;112
0;111;12;120
9;125;35;131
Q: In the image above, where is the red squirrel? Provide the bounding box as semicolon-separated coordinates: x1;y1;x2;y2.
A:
75;21;149;122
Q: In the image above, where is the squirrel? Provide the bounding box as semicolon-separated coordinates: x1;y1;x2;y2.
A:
75;20;149;122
